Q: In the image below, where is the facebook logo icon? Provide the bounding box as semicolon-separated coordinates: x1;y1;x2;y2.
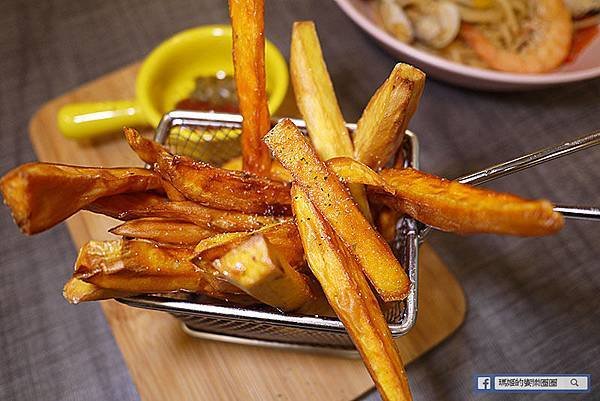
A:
477;376;492;391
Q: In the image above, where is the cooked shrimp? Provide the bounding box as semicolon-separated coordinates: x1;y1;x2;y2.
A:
460;0;573;73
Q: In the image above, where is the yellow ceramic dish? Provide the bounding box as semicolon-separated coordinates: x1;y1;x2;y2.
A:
57;25;289;139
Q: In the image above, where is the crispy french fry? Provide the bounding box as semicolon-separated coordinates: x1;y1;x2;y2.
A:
74;240;203;291
63;277;133;304
156;150;291;214
125;128;290;214
123;127;164;165
353;63;425;170
161;179;187;201
377;168;564;236
229;0;272;175
290;21;372;221
264;119;409;301
193;221;304;268
110;218;218;245
292;187;412;401
216;234;314;311
0;163;161;234
86;193;286;232
223;156;292;183
74;239;249;300
377;207;402;243
291;21;353;160
327;157;564;236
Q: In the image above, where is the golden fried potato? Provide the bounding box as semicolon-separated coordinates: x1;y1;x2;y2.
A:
125;128;291;215
223;156;292;183
264;119;409;302
86;193;287;232
216;234;314;311
156;150;291;215
110;218;218;245
0;162;161;234
63;277;133;304
290;21;372;221
193;220;304;268
353;63;425;170
378;168;564;236
292;187;412;401
328;157;564;236
229;0;272;175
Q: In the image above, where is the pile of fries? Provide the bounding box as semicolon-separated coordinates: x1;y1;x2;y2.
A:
0;2;565;400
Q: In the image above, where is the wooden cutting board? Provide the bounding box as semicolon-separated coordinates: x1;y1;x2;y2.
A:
29;63;466;401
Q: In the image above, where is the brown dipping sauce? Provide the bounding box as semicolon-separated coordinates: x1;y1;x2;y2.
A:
176;74;240;113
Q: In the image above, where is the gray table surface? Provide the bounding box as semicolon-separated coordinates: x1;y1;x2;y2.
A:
1;1;599;400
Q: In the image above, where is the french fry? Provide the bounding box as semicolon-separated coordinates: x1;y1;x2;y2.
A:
327;157;564;236
377;207;402;243
0;162;161;234
264;119;409;301
193;220;304;268
216;234;314;311
74;240;203;292
291;21;353;160
353;63;425;170
292;187;412;401
110;218;218;245
126;128;291;214
74;239;249;300
86;193;287;232
63;277;133;304
229;0;272;175
161;179;187;201
377;168;564;236
290;21;372;221
223;156;292;183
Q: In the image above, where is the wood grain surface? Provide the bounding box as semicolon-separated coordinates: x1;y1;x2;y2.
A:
29;63;466;401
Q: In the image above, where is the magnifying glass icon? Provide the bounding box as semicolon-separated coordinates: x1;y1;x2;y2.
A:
570;378;579;387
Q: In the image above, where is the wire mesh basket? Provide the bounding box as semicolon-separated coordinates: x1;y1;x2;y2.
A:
118;110;420;353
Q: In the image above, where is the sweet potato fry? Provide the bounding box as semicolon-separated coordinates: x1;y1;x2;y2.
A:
86;193;286;232
292;187;412;401
0;162;161;234
161;179;187;201
126;128;291;214
290;21;372;220
291;21;353;160
353;63;425;170
110;218;218;245
63;277;133;304
229;0;271;175
223;156;292;182
264;119;409;301
216;234;314;311
328;157;564;236
193;221;304;268
74;239;248;300
377;168;564;236
156;151;291;215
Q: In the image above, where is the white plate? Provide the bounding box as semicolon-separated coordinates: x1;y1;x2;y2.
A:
334;0;600;91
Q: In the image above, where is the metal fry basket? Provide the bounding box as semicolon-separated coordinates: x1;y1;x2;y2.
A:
118;110;420;354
